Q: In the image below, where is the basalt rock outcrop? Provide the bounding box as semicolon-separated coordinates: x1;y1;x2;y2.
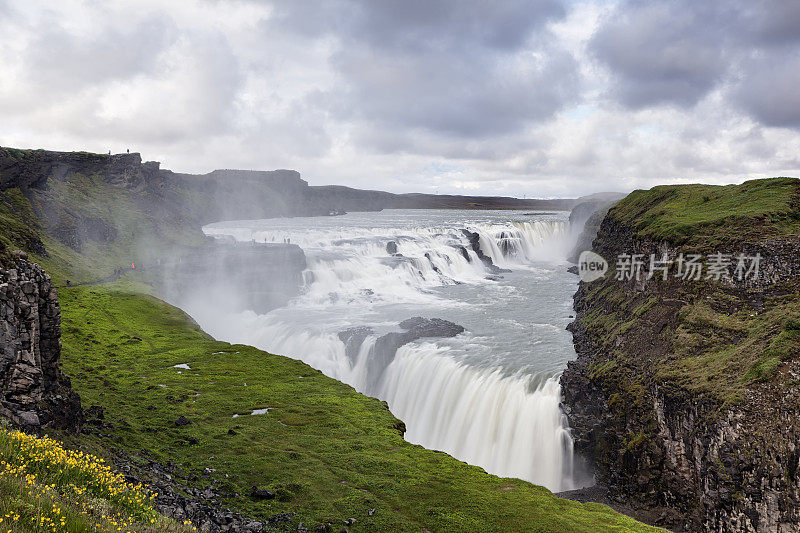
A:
567;199;620;264
107;450;293;533
0;251;81;430
0;148;158;191
461;229;511;274
339;317;465;396
561;179;800;532
0;147;581;237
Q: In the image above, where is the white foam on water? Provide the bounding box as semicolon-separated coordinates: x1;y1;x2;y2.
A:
195;211;586;492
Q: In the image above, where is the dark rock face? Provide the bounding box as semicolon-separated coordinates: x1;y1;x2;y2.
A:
51;216;118;252
364;317;464;396
109;452;290;533
460;229;511;274
396;317;465;339
567;200;618;264
1;147;579;242
561;212;800;531
0;251;82;430
568;201;604;229
386;241;398;255
250;487;275;500
0;149;151;192
338;326;374;366
338;317;465;397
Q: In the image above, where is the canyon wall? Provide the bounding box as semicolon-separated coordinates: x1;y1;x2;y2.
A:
0;147;579;231
0;250;81;430
561;179;800;532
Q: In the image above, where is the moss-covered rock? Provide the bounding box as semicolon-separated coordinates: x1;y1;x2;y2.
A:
562;178;800;531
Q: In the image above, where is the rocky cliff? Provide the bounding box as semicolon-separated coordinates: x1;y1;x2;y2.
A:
0;147;579;231
561;178;800;532
0;250;81;430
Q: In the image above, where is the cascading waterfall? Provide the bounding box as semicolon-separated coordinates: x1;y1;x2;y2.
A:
197;212;586;492
381;344;575;487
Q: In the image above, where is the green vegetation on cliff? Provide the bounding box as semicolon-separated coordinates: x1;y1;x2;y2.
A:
579;177;800;406
0;187;43;264
563;174;800;531
607;177;800;249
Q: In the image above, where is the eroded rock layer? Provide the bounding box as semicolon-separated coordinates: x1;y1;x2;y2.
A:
0;251;81;430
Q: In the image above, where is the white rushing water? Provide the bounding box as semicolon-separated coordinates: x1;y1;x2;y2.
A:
190;210;589;492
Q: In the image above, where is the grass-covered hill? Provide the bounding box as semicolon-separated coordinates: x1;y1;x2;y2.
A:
0;146;659;531
604;177;800;250
562;177;800;530
52;285;659;532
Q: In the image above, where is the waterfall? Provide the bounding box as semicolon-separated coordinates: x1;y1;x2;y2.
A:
196;213;585;492
381;343;576;489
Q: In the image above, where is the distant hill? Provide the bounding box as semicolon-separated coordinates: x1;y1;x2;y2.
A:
1;145;580;221
0;146;582;281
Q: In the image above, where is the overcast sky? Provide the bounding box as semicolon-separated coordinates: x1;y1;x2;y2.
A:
1;0;799;197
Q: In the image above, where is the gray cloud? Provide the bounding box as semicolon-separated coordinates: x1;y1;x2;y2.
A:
735;54;800;129
331;45;579;140
344;0;565;52
590;1;733;108
265;0;578;146
0;0;799;197
741;0;800;46
590;0;800;128
270;0;564;51
22;15;177;94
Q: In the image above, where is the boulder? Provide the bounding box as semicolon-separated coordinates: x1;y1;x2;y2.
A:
250;487;275;500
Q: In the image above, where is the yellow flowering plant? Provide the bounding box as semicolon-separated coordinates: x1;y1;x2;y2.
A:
0;427;196;532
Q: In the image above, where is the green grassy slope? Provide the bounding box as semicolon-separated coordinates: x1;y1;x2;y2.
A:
55;285;661;532
0;146;209;283
0;184;198;286
0;187;44;266
31;175;203;284
0;426;195;533
607;177;800;249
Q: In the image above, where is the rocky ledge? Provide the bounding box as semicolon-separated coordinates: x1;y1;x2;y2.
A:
0;251;82;430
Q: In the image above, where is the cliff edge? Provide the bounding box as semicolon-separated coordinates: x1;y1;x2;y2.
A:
0;248;81;430
561;178;800;532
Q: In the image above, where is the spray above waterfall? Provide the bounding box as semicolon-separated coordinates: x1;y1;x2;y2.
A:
189;210;590;492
